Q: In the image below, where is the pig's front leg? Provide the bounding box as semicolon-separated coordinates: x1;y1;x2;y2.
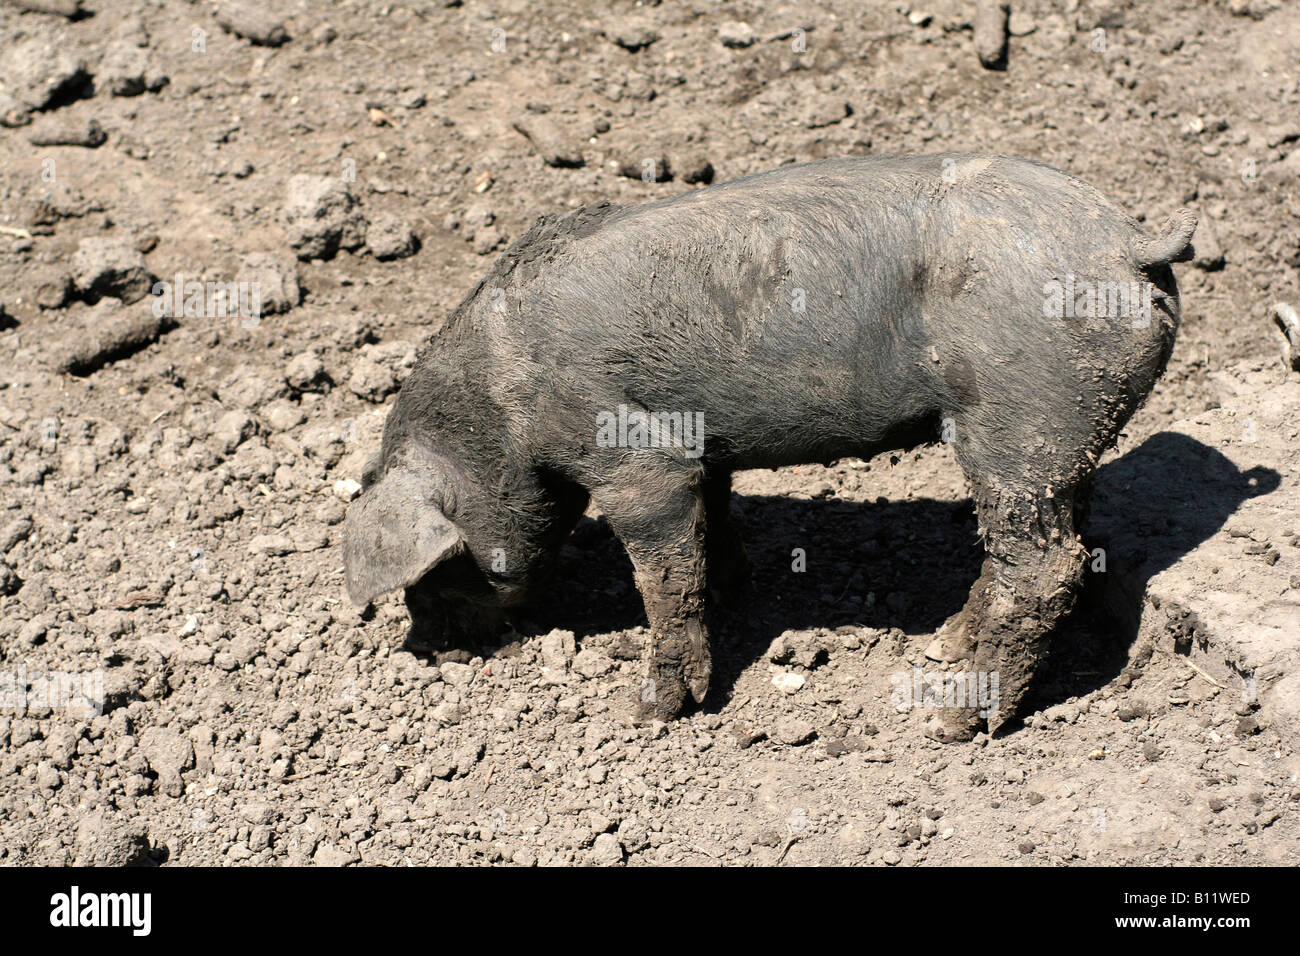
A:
592;465;712;722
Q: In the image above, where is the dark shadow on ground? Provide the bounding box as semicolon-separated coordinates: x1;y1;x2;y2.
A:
1017;431;1280;728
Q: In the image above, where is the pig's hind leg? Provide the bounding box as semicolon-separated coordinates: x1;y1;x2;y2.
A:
591;464;713;722
926;472;1087;743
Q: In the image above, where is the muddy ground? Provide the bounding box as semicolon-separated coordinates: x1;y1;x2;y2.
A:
1;0;1298;866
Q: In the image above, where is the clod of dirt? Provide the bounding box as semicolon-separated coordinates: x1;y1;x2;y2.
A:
672;148;715;185
0;516;34;555
1273;303;1300;372
974;0;1011;70
1263;148;1300;189
283;174;366;261
512;114;584;168
217;365;289;410
1192;212;1226;271
138;726;195;798
796;93;851;129
205;411;251;458
236;252;301;315
4;0;85;17
717;22;757;48
347;341;415;402
98;21;168;97
215;2;290;47
616;152;672;182
284;352;326;391
774;717;817;746
590;832;625;865
26;115;106;148
540;629;577;684
365;214;419;261
602;17;660;52
70;237;154;303
28;182;105;231
73;811;151;867
49;299;168;375
2;36;90;113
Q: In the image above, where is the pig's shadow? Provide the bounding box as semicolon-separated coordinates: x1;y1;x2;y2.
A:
504;433;1278;724
1019;431;1278;723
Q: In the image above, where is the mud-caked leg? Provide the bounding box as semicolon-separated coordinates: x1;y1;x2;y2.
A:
592;467;712;722
925;484;1086;742
703;471;751;603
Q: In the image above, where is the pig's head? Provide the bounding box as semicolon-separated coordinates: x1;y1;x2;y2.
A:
340;394;585;650
341;429;514;648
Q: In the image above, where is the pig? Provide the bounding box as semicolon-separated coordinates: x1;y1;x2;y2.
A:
343;154;1195;741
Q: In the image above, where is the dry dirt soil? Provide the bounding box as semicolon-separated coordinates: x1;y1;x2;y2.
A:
1;0;1298;866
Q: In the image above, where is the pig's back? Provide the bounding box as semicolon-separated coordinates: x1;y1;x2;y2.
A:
478;155;1152;467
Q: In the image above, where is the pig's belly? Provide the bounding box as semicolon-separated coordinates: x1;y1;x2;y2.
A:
591;318;938;470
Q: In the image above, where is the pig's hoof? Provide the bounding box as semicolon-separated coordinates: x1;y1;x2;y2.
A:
922;708;983;744
631;668;688;724
631;622;712;723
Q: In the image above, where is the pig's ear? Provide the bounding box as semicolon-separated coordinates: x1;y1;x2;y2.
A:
342;468;466;605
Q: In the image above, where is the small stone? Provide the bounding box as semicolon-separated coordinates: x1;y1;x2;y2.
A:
718;22;757;48
365;213;419;260
27;115;105;148
774;717;816;746
540;629;576;684
284;352;324;390
603;18;659;52
284;175;366;261
216;2;289;46
333;478;362;501
590;832;624;865
70;238;154;304
236;253;301;315
771;671;806;695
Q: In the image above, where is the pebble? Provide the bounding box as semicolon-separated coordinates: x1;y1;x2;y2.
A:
365;213;419;260
27;116;105;148
283;175;366;261
216;2;289;46
774;717;816;746
603;18;660;52
70;238;154;304
718;22;757;48
236;253;301;315
512;114;584;168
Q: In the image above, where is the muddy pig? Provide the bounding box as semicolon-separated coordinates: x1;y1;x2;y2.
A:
343;154;1195;741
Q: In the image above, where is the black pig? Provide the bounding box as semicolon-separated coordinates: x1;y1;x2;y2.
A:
343;154;1195;741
